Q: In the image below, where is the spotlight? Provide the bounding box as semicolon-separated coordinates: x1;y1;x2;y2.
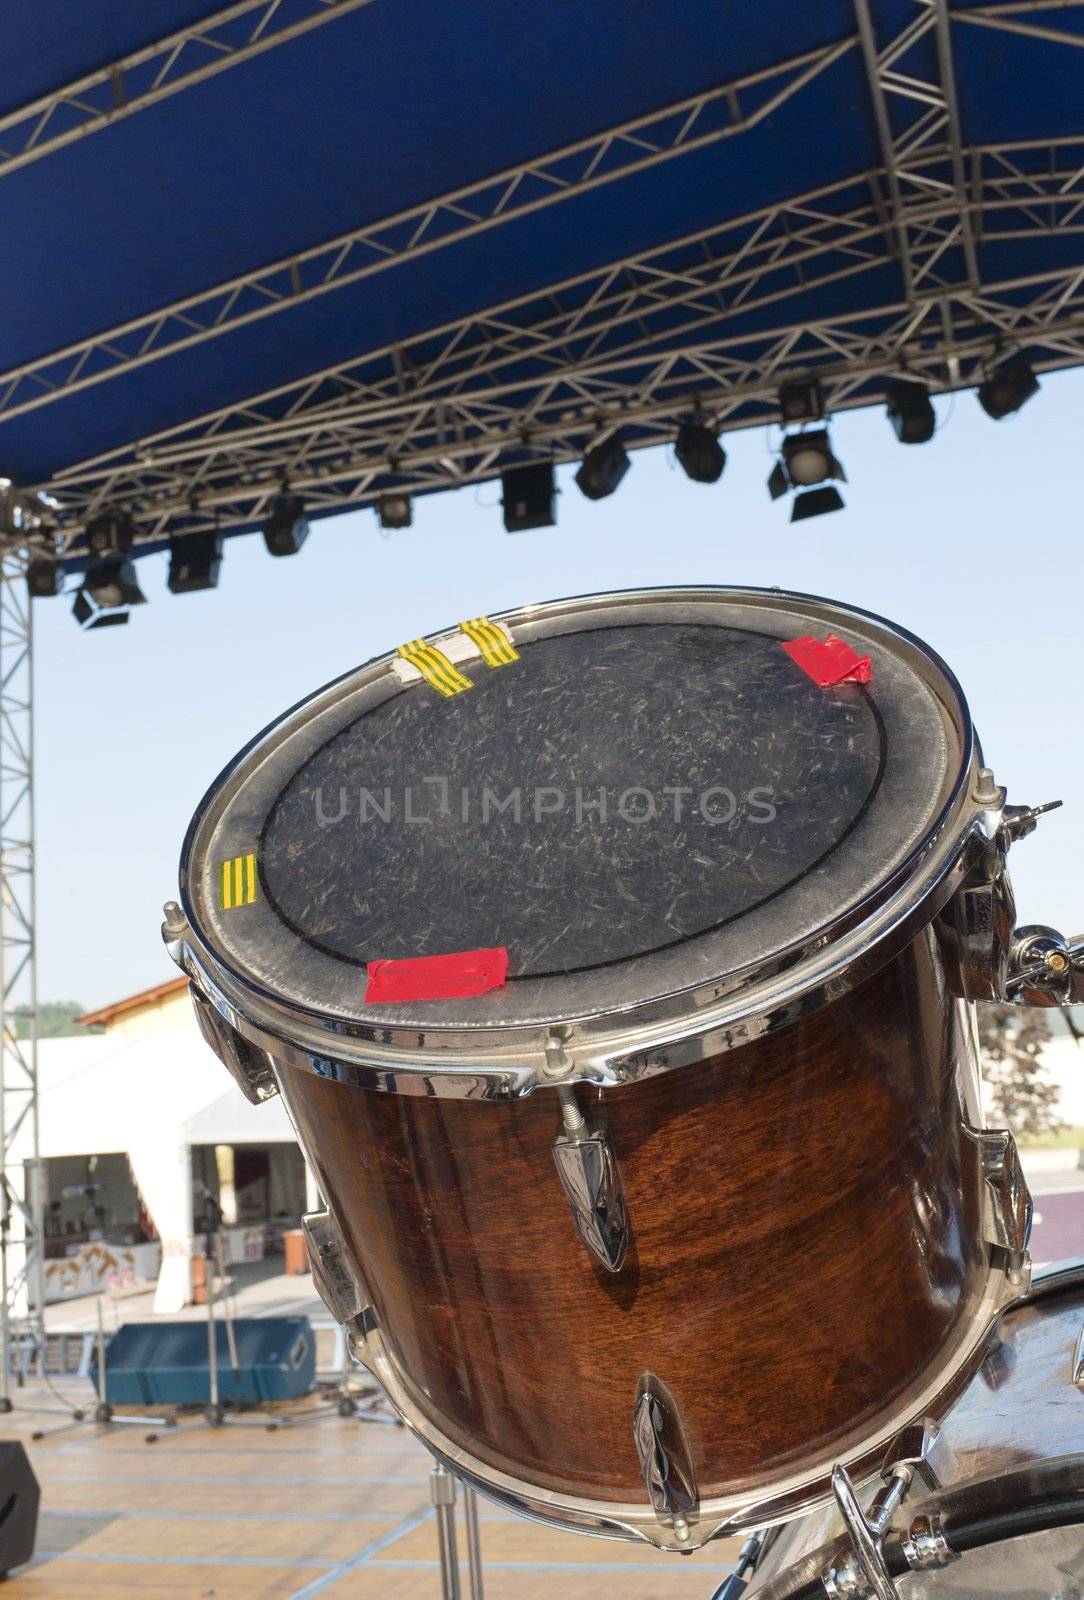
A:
575;433;630;501
85;509;135;558
168;531;222;593
675;421;726;484
791;486;845;522
26;557;59;598
886;379;935;444
85;557;146;609
778;378;825;425
71;583;133;631
781;428;843;488
501;463;556;532
262;494;309;557
977;355;1039;420
378;492;412;530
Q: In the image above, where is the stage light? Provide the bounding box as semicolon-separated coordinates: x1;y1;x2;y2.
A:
85;557;147;610
575;433;630;500
71;584;134;631
378;492;412;530
501;463;556;532
262;495;309;557
781;428;842;488
791;486;845;522
168;531;222;594
977;355;1039;420
886;378;935;444
675;421;726;484
779;378;824;425
768;428;845;506
85;509;135;558
26;557;59;598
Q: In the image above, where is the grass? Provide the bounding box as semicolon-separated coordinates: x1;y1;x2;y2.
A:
1018;1124;1084;1151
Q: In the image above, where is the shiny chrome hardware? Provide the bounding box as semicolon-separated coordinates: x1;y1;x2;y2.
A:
964;1125;1032;1282
972;766;1004;808
632;1373;698;1538
823;1464;903;1600
1007;923;1084;1005
542;1030;574;1080
899;1510;954;1572
936;786;1079;1007
302;1208;369;1324
1073;1322;1084;1387
880;1416;955;1493
189;984;279;1104
552;1088;629;1272
999;798;1062;845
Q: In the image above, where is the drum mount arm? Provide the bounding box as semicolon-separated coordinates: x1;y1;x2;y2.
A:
939;774;1084;1006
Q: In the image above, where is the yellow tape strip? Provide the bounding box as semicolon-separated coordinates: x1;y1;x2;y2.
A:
397;639;473;697
458;616;519;668
220;852;257;910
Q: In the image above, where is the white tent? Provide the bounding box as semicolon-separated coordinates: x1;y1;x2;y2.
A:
11;1020;298;1312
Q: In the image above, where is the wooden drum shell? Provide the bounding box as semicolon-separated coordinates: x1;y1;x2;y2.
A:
274;925;992;1508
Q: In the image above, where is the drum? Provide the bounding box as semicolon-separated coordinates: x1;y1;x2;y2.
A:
166;586;1039;1551
739;1259;1084;1597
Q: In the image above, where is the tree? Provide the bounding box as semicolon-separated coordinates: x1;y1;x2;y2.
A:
12;1001;102;1039
978;1003;1061;1136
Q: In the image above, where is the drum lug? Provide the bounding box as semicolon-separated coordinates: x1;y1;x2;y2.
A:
302;1208;369;1325
188;984;279;1104
935;825;1015;1002
551;1087;629;1273
963;1125;1032;1284
632;1373;698;1544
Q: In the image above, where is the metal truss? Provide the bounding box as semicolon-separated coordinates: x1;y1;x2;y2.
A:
0;35;856;423
3;2;1081;546
0;0;379;181
33;135;1084;543
954;1;1084;51
853;0;979;299
0;533;42;1390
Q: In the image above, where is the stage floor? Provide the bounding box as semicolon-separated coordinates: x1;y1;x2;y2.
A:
0;1379;740;1599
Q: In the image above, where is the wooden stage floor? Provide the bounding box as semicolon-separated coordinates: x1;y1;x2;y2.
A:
1;1380;740;1599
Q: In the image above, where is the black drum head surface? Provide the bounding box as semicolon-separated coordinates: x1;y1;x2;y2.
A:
259;624;884;977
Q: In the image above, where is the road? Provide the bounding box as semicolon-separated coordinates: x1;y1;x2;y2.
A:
1030;1176;1084;1265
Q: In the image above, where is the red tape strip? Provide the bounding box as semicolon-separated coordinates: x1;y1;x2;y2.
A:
365;946;510;1004
782;633;872;687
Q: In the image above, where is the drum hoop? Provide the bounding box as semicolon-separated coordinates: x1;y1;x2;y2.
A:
178;796;986;1096
174;585;979;1092
346;1263;1021;1551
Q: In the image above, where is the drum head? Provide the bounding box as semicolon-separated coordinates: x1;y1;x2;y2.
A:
180;588;970;1032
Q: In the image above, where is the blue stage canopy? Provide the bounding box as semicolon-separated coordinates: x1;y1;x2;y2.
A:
1;0;1082;558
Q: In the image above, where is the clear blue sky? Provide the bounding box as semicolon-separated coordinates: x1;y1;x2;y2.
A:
35;366;1084;1008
